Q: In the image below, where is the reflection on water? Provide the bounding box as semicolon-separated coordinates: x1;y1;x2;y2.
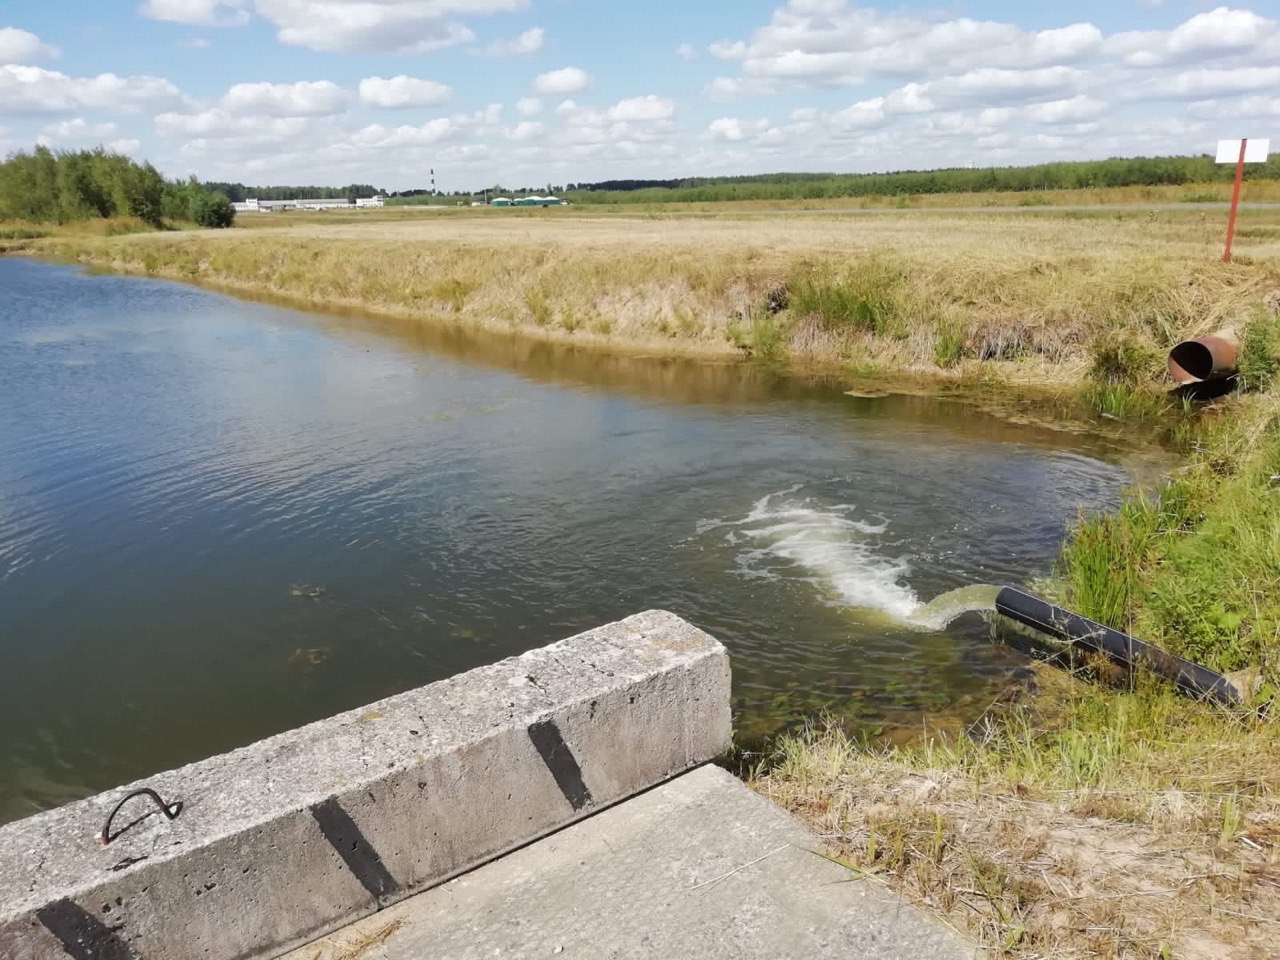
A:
0;258;1156;823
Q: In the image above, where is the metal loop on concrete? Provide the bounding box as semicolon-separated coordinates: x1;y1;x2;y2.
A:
101;788;183;845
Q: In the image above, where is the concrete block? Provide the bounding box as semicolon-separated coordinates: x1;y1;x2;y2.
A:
0;611;731;960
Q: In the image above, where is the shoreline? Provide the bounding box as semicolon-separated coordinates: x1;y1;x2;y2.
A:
14;247;1188;452
22;206;1280;403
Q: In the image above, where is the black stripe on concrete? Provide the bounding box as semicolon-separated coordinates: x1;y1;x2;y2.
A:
309;797;401;902
36;898;134;960
528;719;593;811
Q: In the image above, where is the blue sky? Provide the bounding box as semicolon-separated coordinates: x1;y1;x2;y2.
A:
0;1;1276;190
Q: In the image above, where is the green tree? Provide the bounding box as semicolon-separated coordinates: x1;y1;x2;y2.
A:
190;191;235;228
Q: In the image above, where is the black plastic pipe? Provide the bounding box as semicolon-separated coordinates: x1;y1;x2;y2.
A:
995;586;1241;707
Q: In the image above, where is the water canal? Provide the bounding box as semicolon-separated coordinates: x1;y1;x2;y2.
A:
0;258;1157;823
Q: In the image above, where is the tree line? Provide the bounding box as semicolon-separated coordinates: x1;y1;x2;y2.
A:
342;155;1280;207
203;182;383;202
12;147;1273;223
562;155;1280;204
0;146;234;228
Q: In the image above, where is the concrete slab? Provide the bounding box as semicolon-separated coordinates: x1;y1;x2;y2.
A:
284;765;972;960
0;611;730;960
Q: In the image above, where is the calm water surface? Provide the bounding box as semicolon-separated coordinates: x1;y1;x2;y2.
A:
0;259;1150;823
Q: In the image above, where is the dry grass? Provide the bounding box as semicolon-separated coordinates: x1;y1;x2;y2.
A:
31;206;1280;389
295;918;403;960
752;666;1280;959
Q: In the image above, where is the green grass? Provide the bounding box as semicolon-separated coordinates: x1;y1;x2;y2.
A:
1080;383;1169;419
0;226;50;240
1060;495;1162;631
1238;310;1280;391
1059;390;1280;682
933;327;968;368
785;261;903;335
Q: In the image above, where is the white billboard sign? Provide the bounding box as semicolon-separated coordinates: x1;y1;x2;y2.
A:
1216;138;1270;164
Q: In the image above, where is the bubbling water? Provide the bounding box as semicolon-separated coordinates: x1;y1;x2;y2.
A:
710;488;1000;629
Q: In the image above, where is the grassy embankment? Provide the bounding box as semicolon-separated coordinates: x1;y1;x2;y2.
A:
755;346;1280;957
0;217;169;254
11;197;1280;956
21;199;1280;411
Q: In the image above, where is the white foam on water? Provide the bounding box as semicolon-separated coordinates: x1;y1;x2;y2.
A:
709;489;1004;630
722;488;922;620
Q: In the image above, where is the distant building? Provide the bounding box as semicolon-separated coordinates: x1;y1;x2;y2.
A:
235;196;386;212
512;196;562;207
295;199;354;211
490;197;513;207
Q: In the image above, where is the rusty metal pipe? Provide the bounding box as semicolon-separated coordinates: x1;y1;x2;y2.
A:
1168;331;1238;384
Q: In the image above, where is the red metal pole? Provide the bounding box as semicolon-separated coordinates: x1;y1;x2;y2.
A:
1223;138;1247;263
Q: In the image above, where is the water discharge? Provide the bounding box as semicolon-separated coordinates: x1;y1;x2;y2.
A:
905;584;1003;630
719;490;1002;629
722;489;920;619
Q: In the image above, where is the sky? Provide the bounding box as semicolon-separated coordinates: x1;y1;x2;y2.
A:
0;0;1277;192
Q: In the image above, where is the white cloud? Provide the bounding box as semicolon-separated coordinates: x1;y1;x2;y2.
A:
482;26;544;57
830;98;886;130
106;138;142;155
138;0;251;27
1188;94;1280;119
175;37;212;48
708;40;747;60
825;65;1082;128
705;77;744;100
708;117;745;141
252;0;524;54
507;120;543;141
359;75;452;108
0;65;184;115
1022;95;1106;124
680;0;1278;179
533;66;591;95
156;108;312;139
352;117;458;147
1168;6;1273;55
38;117;120;142
0;27;60;62
516;96;541;116
676;42;696;61
707;1;1108;93
1158;65;1280;100
1107;7;1277;67
350;103;502;148
921;66;1083;106
606;95;675;122
221;80;348;116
